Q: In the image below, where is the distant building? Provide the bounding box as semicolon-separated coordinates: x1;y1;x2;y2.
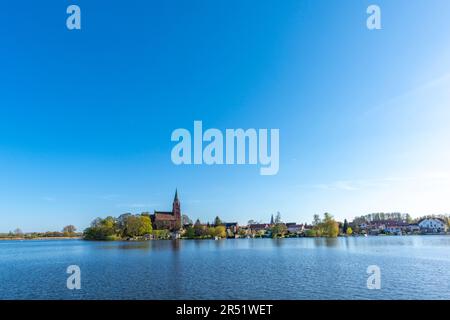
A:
384;226;402;235
223;222;239;233
248;224;270;232
150;189;182;231
286;223;304;234
407;224;420;233
418;218;447;233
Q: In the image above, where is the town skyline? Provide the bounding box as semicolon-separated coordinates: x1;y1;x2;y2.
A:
1;1;450;232
2;188;449;233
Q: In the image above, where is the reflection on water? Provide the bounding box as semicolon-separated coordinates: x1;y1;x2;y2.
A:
1;236;450;300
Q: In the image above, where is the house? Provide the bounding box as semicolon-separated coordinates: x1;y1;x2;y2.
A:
384;226;402;235
223;222;239;234
418;218;448;233
248;224;270;232
286;223;304;234
248;224;270;237
407;224;420;233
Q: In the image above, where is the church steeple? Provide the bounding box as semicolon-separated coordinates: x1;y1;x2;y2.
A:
172;188;181;230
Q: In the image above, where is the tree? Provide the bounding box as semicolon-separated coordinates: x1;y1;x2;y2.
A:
117;213;132;235
84;216;117;240
182;214;192;225
313;214;321;226
208;227;216;237
185;226;195;238
62;225;77;236
271;223;287;238
322;213;339;237
14;228;23;236
139;215;153;235
346;227;353;236
405;213;413;224
275;212;282;224
214;226;226;238
238;228;247;237
214;216;222;226
310;213;339;238
194;221;207;237
342;219;348;234
124;215;152;237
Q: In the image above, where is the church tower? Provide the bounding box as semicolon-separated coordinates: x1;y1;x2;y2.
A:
172;189;181;230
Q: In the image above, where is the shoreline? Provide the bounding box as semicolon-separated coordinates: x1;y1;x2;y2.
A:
0;237;82;241
1;233;448;242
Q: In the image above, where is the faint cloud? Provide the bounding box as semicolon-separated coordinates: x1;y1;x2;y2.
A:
41;196;56;202
115;203;159;209
301;172;450;192
364;72;450;117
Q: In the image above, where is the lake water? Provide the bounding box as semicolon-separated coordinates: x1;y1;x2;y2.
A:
1;236;450;300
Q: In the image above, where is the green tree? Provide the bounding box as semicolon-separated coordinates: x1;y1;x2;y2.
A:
342;219;348;234
185;226;195;238
214;216;222;226
152;229;170;239
271;223;287;238
346;227;353;236
139;215;153;235
83;216;117;240
322;213;339;237
238;228;247;237
215;225;226;238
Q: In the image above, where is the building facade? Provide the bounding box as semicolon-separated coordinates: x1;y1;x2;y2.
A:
151;189;182;231
418;218;447;233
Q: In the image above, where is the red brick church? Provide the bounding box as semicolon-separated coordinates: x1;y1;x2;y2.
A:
150;189;182;231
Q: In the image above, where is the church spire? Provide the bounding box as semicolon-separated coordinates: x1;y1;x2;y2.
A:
174;188;179;202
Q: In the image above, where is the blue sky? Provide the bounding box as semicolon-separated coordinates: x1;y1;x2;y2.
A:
1;0;450;232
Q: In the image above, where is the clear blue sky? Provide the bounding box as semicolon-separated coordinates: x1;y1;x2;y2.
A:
1;0;450;232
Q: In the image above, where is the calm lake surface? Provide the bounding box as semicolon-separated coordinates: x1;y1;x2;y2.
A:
1;236;450;300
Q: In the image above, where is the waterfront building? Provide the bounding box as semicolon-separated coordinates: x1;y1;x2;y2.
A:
418;218;448;233
150;189;182;231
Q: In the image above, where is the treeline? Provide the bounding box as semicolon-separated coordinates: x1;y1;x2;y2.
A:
0;225;79;239
352;213;450;227
184;219;227;239
83;213;153;240
353;212;413;224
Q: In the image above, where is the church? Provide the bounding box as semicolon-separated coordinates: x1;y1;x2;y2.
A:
150;189;182;231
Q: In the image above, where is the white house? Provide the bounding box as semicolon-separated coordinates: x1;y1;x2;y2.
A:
418;218;448;233
385;226;402;235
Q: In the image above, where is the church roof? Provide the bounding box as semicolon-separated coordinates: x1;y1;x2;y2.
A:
154;211;176;221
